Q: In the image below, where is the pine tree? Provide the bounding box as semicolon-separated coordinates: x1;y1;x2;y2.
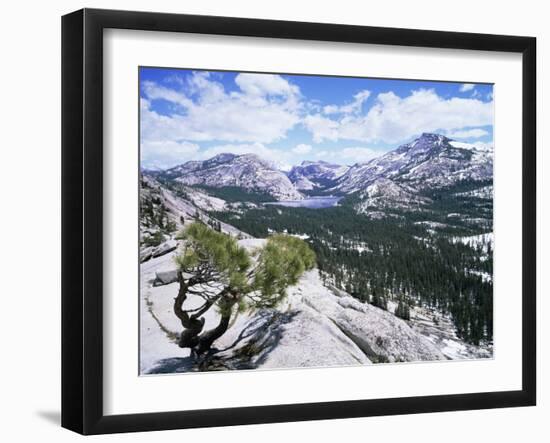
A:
173;223;316;354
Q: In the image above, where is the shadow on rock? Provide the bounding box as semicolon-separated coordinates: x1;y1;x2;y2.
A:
146;310;300;373
202;310;300;370
146;356;196;374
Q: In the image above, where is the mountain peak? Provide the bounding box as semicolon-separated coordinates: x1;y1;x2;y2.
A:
208;153;237;162
420;132;446;139
161;152;303;201
415;133;451;146
332;131;492;194
395;133;450;154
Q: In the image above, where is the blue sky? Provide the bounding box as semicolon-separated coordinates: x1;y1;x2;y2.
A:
140;67;494;170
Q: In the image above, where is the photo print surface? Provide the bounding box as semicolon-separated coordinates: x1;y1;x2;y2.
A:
139;67;494;375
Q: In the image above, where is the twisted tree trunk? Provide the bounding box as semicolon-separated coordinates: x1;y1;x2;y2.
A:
196;298;237;354
174;272;205;348
174;272;238;353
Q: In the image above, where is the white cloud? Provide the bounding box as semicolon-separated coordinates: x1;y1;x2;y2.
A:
141;72;301;145
313;147;381;165
140;73;300;169
460;83;475;92
142;81;193;108
323;89;371;115
187;71;226;104
340;147;381;163
235;73;300;98
141;73;494;169
322;105;339;115
303;114;340;143
313;150;330;158
292;144;312;155
140;97;150;110
304;88;493;144
446;128;489;139
140;140;200;170
470;89;481;99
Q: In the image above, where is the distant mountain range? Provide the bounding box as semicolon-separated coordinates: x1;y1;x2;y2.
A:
159;153;302;201
148;133;493;209
331;133;492;193
329;133;493;211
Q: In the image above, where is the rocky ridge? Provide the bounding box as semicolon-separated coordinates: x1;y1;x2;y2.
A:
159;153;303;201
139;239;493;374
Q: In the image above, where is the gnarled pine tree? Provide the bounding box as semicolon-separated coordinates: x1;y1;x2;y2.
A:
173;223;315;355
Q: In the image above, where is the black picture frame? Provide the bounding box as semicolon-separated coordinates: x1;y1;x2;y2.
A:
61;8;537;435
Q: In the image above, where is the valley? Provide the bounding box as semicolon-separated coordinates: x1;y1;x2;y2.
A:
140;132;494;372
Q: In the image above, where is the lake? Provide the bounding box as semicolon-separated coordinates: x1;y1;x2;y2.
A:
264;196;342;209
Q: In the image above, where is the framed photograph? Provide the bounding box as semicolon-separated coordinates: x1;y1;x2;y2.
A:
62;8;536;435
